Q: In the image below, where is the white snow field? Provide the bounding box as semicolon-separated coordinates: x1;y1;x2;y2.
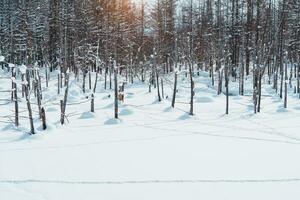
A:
1;68;300;200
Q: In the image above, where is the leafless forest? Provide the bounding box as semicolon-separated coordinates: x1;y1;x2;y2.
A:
0;0;299;133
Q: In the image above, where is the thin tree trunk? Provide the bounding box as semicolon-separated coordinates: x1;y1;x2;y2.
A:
161;78;164;99
225;67;229;115
93;72;98;93
12;68;19;127
89;71;92;90
24;83;34;134
41;107;47;130
60;73;69;125
171;72;178;108
149;74;152;93
218;70;223;95
114;68;118;119
280;63;284;98
253;87;258;114
45;67;49;88
21;74;25;98
83;72;86;93
257;71;262;112
57;74;60;94
189;60;194;115
156;67;161;102
36;81;42;119
11;68;14;101
297;63;300;95
109;67;112;90
91;93;95;113
240;56;245;95
210;58;214;86
284;58;288;108
105;67;107;90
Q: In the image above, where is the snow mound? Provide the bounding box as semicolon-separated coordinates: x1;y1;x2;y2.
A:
196;96;214;103
79;112;95;119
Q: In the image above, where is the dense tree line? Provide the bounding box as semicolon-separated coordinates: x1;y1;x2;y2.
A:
0;0;147;69
153;0;300;113
1;0;299;73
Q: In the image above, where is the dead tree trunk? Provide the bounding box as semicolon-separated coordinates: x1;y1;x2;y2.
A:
21;74;25;98
12;68;19;126
34;69;42;119
36;80;42;119
188;60;194;115
91;93;95;113
225;66;229;115
297;63;300;96
93;72;98;93
217;69;223;95
26;69;31;90
60;71;63;88
104;67;107;90
60;73;70;125
161;78;164;99
240;57;245;95
280;62;284;98
11;67;14;101
45;67;49;88
38;70;42;100
253;86;258;114
153;57;161;102
114;67;118;119
91;72;98;113
284;57;288;108
89;71;92;90
24;83;35;134
57;74;60;94
141;68;145;82
41;107;47;130
83;70;86;93
33;79;37;97
149;74;152;93
155;67;161;102
210;58;214;86
171;72;178;108
109;67;112;90
257;70;262;112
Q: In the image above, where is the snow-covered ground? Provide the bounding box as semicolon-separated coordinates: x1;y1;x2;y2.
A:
1;68;300;200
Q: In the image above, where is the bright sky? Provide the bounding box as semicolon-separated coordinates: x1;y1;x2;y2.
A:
133;0;155;5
